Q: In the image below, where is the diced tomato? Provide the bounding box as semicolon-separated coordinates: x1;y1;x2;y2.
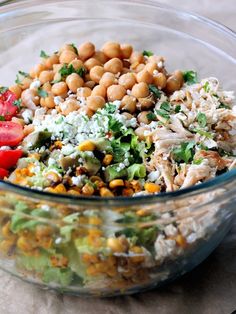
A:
0;168;9;179
0;149;23;169
0;90;18;121
0;121;24;147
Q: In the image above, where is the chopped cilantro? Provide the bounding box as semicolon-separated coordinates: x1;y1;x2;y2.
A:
105;103;117;114
15;70;29;85
160;101;171;112
183;70;198;85
146;112;156;121
108;117;123;134
155;109;170;120
37;88;48;98
198;143;209;151
142;50;153;57
175;105;181;113
0;116;5;121
203;81;210;92
70;43;78;54
0;86;8;94
172;141;195;163
40;50;49;58
59;64;86;78
219;102;230;109
193;158;203;165
13;99;22;109
193;128;213;139
149;84;162;98
197;112;207;128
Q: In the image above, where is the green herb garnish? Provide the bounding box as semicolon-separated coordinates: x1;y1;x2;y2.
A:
142;50;153;57
175;105;181;113
193;128;213;139
219;102;230;109
172;141;195;163
15;70;29;84
37;88;48;98
0;116;5;121
0;86;8;94
59;64;86;78
197;112;207;128
193;158;203;165
13;99;22;109
160;101;171;112
40;50;49;58
149;84;162;98
146;112;156;121
105;103;117;114
70;43;78;54
183;70;198;85
155;109;170;120
203;81;210;92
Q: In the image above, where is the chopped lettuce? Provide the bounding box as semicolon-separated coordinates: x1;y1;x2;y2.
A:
104;164;127;182
42;267;74;286
127;164;146;180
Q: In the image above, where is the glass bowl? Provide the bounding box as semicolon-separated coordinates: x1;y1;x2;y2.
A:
0;0;235;297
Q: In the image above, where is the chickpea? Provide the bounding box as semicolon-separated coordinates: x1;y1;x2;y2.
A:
102;41;121;59
89;65;105;83
79;105;94;117
153;73;167;89
148;55;164;65
121;95;137;113
12;117;25;127
84;58;101;71
93;51;108;64
23;124;34;136
21;89;40;109
53;63;63;73
173;70;184;86
121;67;130;75
129;51;145;65
78;41;95;61
53;72;62;83
84;73;91;81
77;87;92;98
137;111;151;124
9;85;22;99
131;82;149;98
42;82;52;92
104;58;123;74
99;72;117;88
20;77;32;90
136;69;153;84
84;80;96;89
165;75;181;94
145;62;158;74
91;85;107;98
40;93;56;109
44;54;59;69
60;99;79;115
107;84;126;101
29;63;46;78
122;112;133;120
134;126;147;140
121;43;133;59
59;50;77;64
39;70;54;84
59;43;76;54
51;81;68;97
69;59;84;71
137;96;154;110
133;63;145;73
118;73;136;90
66;73;84;93
87;95;105;111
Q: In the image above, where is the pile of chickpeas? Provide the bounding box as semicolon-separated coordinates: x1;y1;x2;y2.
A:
9;41;184;128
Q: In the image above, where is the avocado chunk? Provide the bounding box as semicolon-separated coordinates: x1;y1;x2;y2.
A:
60;156;79;171
23;131;52;149
104;163;127;182
83;155;101;175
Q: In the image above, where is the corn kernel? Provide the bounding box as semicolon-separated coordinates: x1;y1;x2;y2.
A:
109;179;124;189
78;140;96;151
45;171;61;183
129;246;145;263
54;183;67;193
102;154;113;166
107;237;127;253
175;234;187;248
82;183;94;195
88;216;102;225
100;187;114;197
144;182;161;193
137;209;150;217
0;239;15;253
122;188;133;196
17;236;37;252
87;265;100;276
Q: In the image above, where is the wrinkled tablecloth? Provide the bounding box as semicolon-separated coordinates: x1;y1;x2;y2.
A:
0;1;235;313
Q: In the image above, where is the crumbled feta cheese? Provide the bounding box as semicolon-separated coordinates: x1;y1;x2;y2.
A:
22;109;33;123
148;170;160;182
61;144;75;156
71;175;86;187
30;80;41;90
54;96;64;105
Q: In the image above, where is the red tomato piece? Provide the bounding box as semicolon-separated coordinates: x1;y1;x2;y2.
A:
0;90;18;121
0;168;9;179
0;149;23;169
0;121;24;147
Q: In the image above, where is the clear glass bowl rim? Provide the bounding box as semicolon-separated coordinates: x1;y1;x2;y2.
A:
0;0;235;205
